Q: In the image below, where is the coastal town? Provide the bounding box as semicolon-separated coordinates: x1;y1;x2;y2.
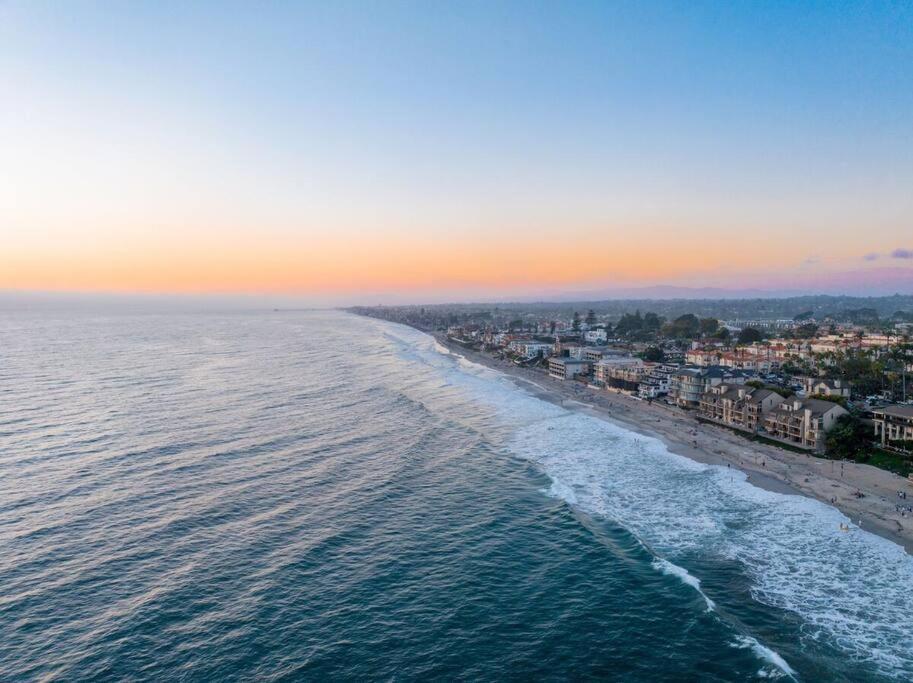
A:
353;297;913;549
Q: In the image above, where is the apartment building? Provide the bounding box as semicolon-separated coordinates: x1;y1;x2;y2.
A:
548;357;591;381
762;397;848;451
802;377;851;399
669;367;747;408
584;347;607;363
872;405;913;446
718;351;778;373
638;364;677;399
698;383;785;432
685;349;721;367
508;340;552;357
602;364;649;392
594;357;642;386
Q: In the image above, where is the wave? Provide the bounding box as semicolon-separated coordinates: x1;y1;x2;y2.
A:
652;558;715;611
731;635;796;678
409;328;913;679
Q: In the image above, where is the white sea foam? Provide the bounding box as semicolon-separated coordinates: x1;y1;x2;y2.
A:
731;635;795;678
544;477;578;506
652;558;715;611
401;329;913;680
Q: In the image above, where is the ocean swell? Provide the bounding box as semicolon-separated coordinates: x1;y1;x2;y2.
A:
411;329;913;680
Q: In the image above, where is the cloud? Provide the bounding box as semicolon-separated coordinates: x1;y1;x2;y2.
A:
891;248;913;259
863;252;880;261
802;255;820;266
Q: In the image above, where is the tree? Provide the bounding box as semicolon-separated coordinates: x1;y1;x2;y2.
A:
572;311;581;332
664;313;701;338
793;310;814;321
549;321;556;335
794;323;819;339
809;393;848;408
825;414;871;460
643;312;664;331
845;308;879;325
615;311;644;336
699;317;720;336
642;346;665;362
715;327;731;341
738;327;763;344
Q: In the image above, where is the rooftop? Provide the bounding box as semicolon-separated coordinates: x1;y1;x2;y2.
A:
874;405;913;418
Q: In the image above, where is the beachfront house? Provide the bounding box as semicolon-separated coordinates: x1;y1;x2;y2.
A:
594;357;642;387
638;364;677;399
872;405;913;447
602;363;649;393
548;357;590;381
669;366;747;408
698;383;785;433
508;340;552;358
761;397;848;451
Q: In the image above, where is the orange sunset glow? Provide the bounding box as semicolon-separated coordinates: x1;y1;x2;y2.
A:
2;2;912;303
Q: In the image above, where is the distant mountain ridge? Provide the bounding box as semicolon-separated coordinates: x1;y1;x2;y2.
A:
528;285;801;301
525;267;913;302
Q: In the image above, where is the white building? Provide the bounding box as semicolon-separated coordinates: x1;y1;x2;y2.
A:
548;357;591;381
584;329;608;344
638;364;677;399
509;340;551;358
873;405;913;447
802;377;851;399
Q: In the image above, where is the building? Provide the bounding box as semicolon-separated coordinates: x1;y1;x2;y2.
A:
594;357;642;386
802;377;851;399
601;364;649;392
584;328;608;344
548;357;591;381
762;397;848;451
508;340;552;358
638;364;677;399
718;350;778;373
553;340;584;359
669;366;747;408
698;383;785;432
685;349;722;367
722;319;798;332
872;405;913;447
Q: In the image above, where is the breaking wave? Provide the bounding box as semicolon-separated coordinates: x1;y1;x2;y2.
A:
652;558;716;611
395;324;913;680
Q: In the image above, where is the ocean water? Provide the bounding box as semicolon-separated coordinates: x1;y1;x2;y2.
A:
1;310;912;681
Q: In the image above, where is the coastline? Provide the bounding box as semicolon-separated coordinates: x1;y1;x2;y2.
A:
423;330;913;554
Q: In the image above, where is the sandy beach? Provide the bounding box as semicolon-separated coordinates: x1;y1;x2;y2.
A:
435;334;913;554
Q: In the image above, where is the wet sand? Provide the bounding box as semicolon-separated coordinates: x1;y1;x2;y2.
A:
436;335;913;554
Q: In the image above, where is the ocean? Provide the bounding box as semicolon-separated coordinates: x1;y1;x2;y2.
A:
1;309;912;681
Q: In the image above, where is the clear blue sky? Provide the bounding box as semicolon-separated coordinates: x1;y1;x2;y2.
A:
2;1;912;299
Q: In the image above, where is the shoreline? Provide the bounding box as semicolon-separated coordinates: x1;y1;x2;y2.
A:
425;331;913;554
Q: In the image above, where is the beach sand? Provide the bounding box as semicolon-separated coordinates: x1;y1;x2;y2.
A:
436;335;913;554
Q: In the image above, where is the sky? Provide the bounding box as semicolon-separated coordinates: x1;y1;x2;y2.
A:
2;1;912;303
